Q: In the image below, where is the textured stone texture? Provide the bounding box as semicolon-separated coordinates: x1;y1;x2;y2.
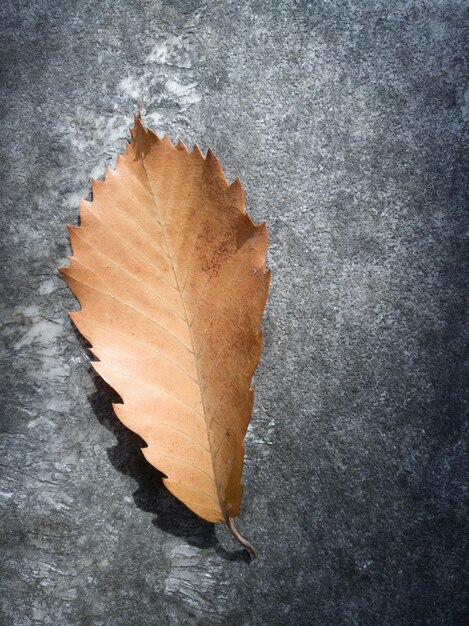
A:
1;1;468;624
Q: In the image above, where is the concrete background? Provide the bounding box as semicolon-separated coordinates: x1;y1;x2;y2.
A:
1;1;468;624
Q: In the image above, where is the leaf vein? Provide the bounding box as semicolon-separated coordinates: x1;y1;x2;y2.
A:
194;265;243;354
67;276;192;351
120;409;209;452
84;202;176;289
71;230;185;320
100;364;204;419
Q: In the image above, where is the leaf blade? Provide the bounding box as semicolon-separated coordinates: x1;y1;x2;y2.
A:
61;114;270;537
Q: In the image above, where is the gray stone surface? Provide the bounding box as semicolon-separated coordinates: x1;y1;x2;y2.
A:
1;1;468;624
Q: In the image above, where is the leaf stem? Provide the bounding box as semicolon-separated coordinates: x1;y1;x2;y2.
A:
227;518;256;559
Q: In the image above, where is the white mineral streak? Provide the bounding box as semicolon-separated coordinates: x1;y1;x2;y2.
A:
164;544;230;623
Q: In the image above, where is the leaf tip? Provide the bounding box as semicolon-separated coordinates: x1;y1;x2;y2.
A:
206;148;229;187
68;310;80;324
161;133;174;149
132;110;145;136
91;177;104;196
225;177;245;212
191;144;204;160
176;139;189;152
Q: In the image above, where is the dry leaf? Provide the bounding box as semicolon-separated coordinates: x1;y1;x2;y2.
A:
60;114;270;557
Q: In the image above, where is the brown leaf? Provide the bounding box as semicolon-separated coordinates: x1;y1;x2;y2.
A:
59;114;270;557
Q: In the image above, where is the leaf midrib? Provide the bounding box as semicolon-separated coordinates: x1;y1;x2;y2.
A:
139;150;226;522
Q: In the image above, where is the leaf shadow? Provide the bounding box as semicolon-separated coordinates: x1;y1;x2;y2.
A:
88;370;250;563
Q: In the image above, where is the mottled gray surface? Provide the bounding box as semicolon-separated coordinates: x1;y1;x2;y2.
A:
1;1;468;624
